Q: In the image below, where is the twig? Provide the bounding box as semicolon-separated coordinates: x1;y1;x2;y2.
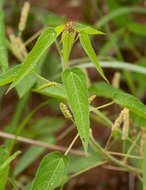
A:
0;131;90;157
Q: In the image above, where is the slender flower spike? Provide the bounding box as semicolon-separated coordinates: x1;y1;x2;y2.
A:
112;108;129;134
122;108;129;140
18;1;30;36
37;82;57;91
112;72;120;88
60;103;73;121
88;95;96;104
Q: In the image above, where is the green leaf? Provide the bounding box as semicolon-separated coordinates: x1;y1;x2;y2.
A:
0;64;21;86
13;136;55;177
39;13;66;27
128;22;146;36
76;23;104;35
77;60;146;75
106;0;132;27
55;24;65;36
33;81;67;101
16;49;49;98
0;146;9;190
7;28;57;93
89;82;146;120
0;151;21;172
62;31;75;67
0;0;8;71
97;7;146;27
68;150;103;174
16;73;36;98
62;67;89;152
29;117;65;136
79;32;108;83
23;183;32;190
31;152;68;190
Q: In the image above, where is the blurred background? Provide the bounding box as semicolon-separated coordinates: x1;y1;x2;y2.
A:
0;0;146;189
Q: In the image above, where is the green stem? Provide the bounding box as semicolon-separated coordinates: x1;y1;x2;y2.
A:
24;28;46;46
71;161;106;178
89;134;141;174
64;133;79;156
94;101;114;110
123;133;141;163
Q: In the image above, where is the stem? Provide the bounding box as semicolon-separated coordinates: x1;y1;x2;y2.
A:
108;151;143;159
0;131;90;157
123;133;141;163
24;28;46;46
105;133;113;150
56;125;75;141
64;133;79;156
94;101;114;110
71;161;106;178
89;134;141;174
0;151;21;172
33;71;49;82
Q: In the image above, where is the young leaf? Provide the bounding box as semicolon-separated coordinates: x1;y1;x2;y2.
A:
62;67;89;152
0;0;8;72
0;146;9;190
31;152;68;190
7;28;57;93
89;82;146;120
62;31;75;67
79;32;108;83
76;23;104;35
55;24;65;36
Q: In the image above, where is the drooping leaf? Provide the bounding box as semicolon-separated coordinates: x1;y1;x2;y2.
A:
62;31;75;67
62;67;89;152
128;22;146;36
29;117;65;136
76;23;104;35
13;136;55;177
97;7;146;28
16;49;49;98
89;82;146;120
16;73;36;98
0;146;9;190
0;0;8;71
0;65;21;86
79;32;108;83
31;152;68;190
106;0;132;27
7;28;57;93
33;81;67;101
